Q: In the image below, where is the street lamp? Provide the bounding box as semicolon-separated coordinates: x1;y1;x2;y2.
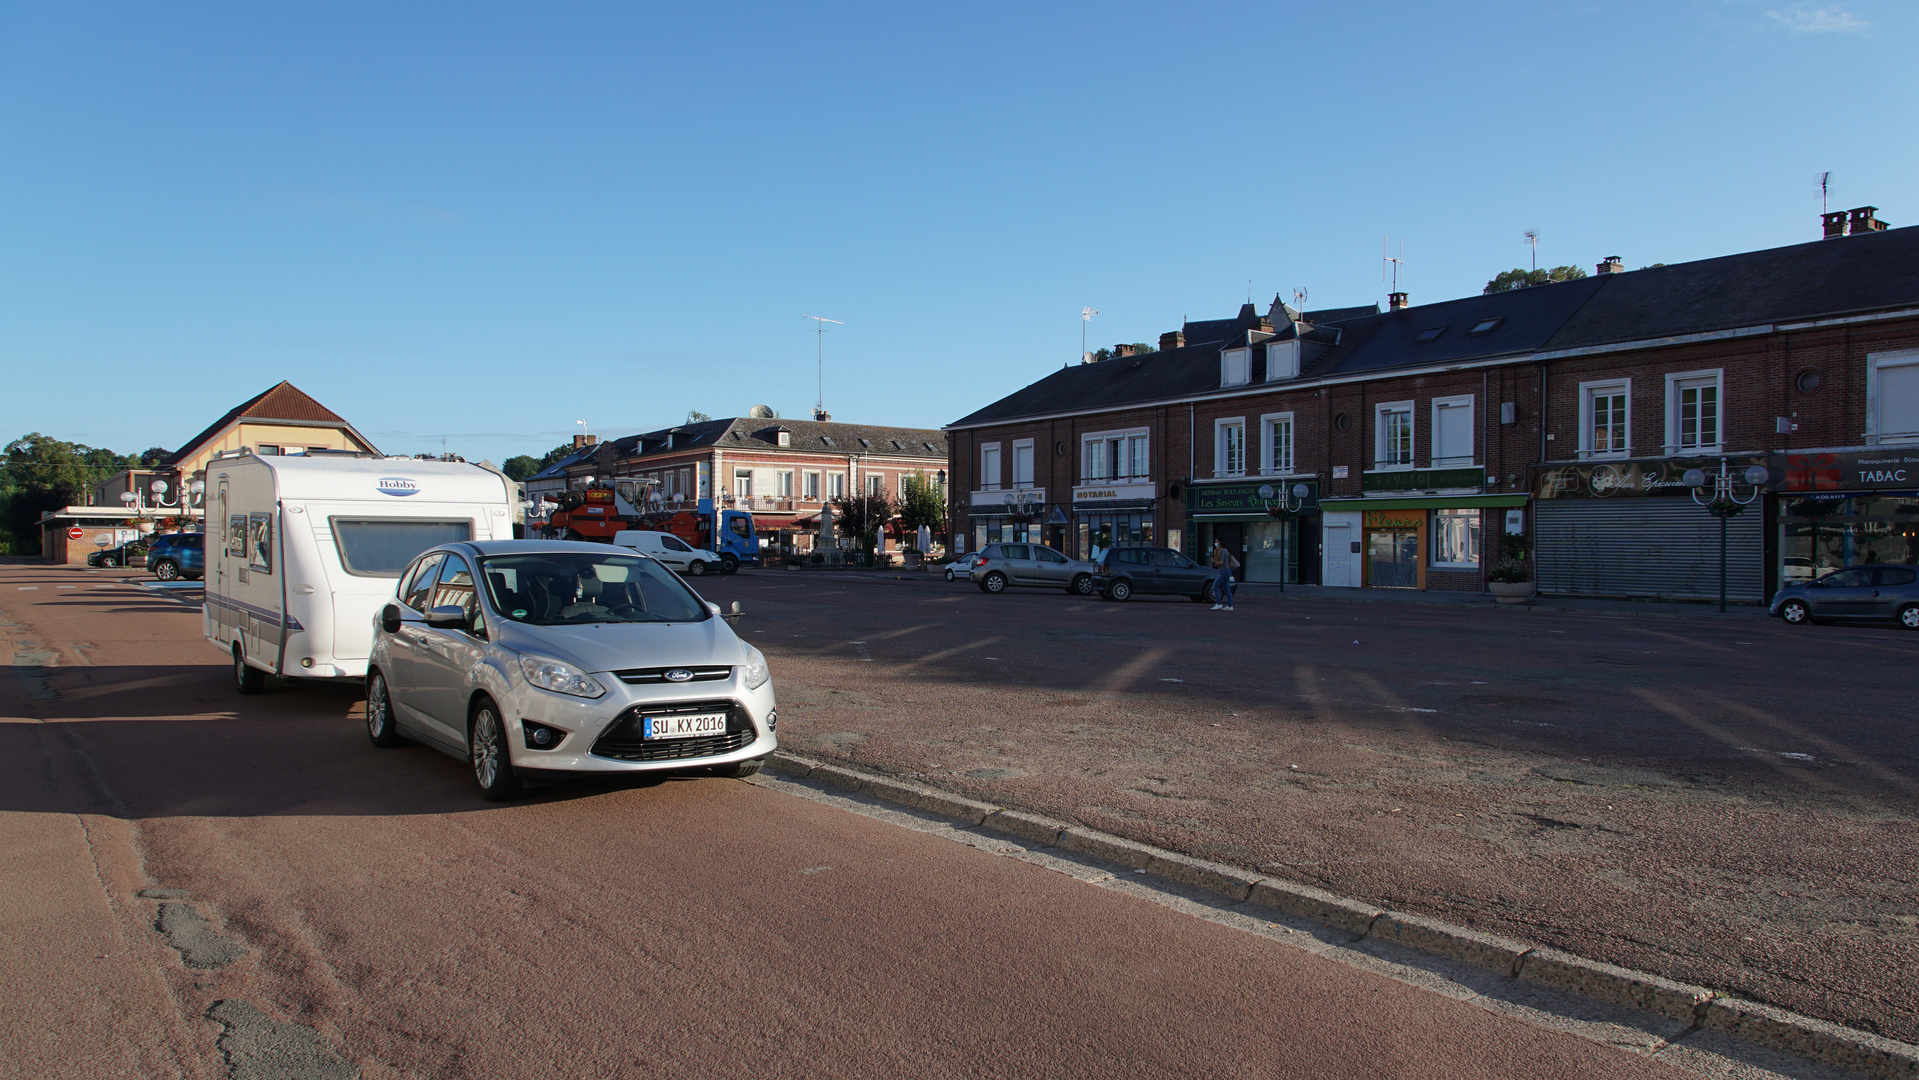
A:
1257;483;1312;592
1683;461;1769;612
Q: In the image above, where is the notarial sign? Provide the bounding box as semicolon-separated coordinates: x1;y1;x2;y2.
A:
1360;467;1485;493
1187;478;1320;515
1071;481;1155;504
1773;450;1919;492
1534;455;1772;499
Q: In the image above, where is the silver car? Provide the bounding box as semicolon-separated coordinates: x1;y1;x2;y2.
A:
969;542;1100;596
365;540;776;800
1770;564;1919;629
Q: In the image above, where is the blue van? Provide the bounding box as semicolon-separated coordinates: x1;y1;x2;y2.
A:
146;532;204;581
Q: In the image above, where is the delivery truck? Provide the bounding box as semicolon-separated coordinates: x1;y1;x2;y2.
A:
203;451;516;692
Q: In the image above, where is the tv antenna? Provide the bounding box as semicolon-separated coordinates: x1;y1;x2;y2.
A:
1523;229;1540;273
1080;306;1099;360
1382;238;1405;292
802;315;842;421
1820;171;1831;215
1292;287;1309;312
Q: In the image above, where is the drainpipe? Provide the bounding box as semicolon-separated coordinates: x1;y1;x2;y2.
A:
1188;402;1196;486
1537;361;1549;464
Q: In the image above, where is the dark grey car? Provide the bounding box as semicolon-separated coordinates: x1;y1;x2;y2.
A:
1770;564;1919;629
1091;546;1217;602
970;543;1100;596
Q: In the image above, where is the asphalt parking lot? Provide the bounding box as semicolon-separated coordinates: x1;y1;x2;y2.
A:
691;568;1919;1045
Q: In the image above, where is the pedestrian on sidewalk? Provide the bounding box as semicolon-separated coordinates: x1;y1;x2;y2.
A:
1210;539;1238;610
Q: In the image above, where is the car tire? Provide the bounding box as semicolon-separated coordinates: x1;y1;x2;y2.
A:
153;559;180;581
1069;573;1095;596
712;758;764;778
687;560;708;576
1104;579;1132;602
470;698;522;801
366;670;407;747
1900;604;1919;631
101;556;117;568
1192;579;1219;603
979;571;1008;594
1778;599;1811;625
232;644;265;695
721;554;739;575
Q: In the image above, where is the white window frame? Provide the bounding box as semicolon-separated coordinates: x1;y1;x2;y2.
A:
828;472;845;499
1867;349;1919;446
979;442;1002;491
867;473;885;497
1578;379;1632;459
1214;417;1246;478
777;470;794;498
1012;438;1035;488
1220;347;1251;387
1082;427;1150;482
803;471;821;501
1260;412;1295;475
1373;401;1415;471
733;468;753;498
1429;508;1482;569
1664;369;1723;455
1430;394;1475;468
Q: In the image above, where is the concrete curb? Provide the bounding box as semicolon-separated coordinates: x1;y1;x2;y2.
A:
764;750;1919;1080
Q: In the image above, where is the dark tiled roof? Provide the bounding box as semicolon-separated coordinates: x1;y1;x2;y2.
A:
546;416;947;474
1312;276;1608;376
164;381;364;465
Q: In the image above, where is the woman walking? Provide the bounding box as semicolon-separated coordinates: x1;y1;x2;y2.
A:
1210;538;1238;611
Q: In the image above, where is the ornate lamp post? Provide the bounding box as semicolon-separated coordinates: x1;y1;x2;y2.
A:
1002;489;1041;542
1683;461;1769;612
1257;483;1311;592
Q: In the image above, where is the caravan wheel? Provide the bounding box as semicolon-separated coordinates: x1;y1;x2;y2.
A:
232;644;265;695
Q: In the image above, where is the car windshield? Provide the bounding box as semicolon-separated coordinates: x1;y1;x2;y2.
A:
479;552;709;625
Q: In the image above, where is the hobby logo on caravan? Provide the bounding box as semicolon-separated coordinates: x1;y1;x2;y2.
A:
375;477;421;497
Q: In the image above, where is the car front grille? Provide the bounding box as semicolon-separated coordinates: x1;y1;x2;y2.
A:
609;665;733;685
590;698;756;762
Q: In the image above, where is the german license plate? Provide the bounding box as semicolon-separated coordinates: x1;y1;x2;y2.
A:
642;712;728;740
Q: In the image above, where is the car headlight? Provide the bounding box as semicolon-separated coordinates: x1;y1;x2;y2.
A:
517;655;607;698
740;643;771;691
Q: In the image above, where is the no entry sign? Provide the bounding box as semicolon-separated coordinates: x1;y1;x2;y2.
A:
67;526;84;540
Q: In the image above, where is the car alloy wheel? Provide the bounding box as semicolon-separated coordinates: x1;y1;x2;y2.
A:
1105;580;1132;601
470;700;521;801
366;671;405;747
1071;573;1095;596
154;560;180;581
688;560;707;576
980;571;1007;594
1779;599;1810;625
1901;604;1919;631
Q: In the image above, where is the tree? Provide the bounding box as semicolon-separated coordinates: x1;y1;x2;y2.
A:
1483;265;1588;294
1;433;135;554
829;490;893;563
1088;343;1156;362
500;455;541;482
896;471;947;543
686;410;712;423
136;447;172;467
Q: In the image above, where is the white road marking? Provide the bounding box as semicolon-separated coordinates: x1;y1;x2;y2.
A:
18;587;37;590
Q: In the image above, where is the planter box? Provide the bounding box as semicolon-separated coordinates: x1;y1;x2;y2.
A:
1488;580;1535;605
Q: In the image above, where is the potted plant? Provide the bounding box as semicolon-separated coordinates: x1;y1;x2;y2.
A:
1487;533;1534;604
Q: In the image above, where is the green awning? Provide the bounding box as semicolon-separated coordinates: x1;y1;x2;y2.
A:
1319;494;1530;511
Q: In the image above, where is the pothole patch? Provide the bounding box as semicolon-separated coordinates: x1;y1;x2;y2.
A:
155;902;246;969
964;767;1026;780
206;999;359;1080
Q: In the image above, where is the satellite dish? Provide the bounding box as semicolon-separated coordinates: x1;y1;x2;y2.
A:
748;404;776;418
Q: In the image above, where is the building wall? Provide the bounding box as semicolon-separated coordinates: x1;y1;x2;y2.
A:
178;422;373;481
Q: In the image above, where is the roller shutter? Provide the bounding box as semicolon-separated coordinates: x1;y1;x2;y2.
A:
1535;501;1764;602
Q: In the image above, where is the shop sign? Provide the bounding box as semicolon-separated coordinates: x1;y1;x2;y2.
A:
969;487;1045;508
1360;466;1485;493
1534;455;1772;499
1071;481;1156;504
1188;478;1320;515
1772;450;1919;492
1363;510;1422;529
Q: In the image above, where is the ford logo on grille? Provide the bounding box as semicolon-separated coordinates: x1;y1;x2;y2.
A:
664;668;694;682
375;477;420;497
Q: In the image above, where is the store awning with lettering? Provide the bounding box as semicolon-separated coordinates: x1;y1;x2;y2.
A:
1320;494;1529;511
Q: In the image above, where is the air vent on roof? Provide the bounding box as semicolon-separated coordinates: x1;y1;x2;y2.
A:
1468;318;1502;335
858;438;871;447
821;436;834;447
891;440;903;449
1414;327;1445;343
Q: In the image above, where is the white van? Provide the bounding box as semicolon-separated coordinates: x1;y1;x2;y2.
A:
203;452;516;692
611;529;724;576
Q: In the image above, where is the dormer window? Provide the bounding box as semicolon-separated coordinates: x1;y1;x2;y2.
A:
1468;317;1502;335
776;430;791;447
1414;326;1446;343
821;436;835;447
1220;347;1251;387
858;438;872;448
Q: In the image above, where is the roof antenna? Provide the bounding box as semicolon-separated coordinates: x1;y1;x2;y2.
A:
1523;229;1540;274
1080;306;1099;362
1292;287;1308;311
1820;171;1831;215
1382;237;1405;292
802;315;842;422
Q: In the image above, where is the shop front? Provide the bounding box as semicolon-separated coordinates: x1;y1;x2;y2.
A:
1533;455;1771;602
1771;450;1919;586
1185;479;1319;585
1072;482;1157;562
1319;468;1523;591
967;487;1047;552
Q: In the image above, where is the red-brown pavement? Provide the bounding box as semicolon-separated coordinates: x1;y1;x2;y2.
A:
0;561;1698;1079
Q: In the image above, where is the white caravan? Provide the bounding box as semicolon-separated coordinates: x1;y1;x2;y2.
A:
203;452;516;690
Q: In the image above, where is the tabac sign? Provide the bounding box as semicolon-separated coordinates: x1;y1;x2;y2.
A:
1535;456;1774;499
1772;450;1919;492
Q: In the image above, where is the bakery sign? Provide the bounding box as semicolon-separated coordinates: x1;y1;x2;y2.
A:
1534;455;1774;499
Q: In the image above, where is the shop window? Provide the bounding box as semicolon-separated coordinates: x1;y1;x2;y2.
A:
1579;380;1631;458
1261;413;1294;474
1665;371;1722;454
1374;402;1414;469
980;443;1002;490
1012;439;1034;487
1869;351;1919;445
1431;396;1474;467
1430;509;1481;568
1215;419;1246;477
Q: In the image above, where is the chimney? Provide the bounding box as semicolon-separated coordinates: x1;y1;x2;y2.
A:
1822;211;1849;239
1848;206;1888;235
1596;256;1624;274
1159;330;1184;351
571;433;598;449
1114;343;1137;358
1388;292;1409;311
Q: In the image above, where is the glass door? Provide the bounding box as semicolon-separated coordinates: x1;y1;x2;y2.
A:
1367;530;1419;588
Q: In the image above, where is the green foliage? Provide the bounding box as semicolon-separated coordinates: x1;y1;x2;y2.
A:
1483;265;1589;294
1;433;140;554
500;455;541;482
686;410;712;423
829;490;893;564
897;471;947;534
1488;557;1532;583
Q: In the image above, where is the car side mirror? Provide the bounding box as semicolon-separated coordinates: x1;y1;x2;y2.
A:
721;601;743;627
424;604;469;629
381;603;403;634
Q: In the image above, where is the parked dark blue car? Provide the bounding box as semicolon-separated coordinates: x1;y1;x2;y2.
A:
145;532;204;581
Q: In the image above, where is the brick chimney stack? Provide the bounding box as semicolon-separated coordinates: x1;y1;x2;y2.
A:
1848;206;1888;235
1596;256;1624;274
1114;343;1137;358
572;434;598;449
1388;292;1409;311
1822;211;1849;239
1159;330;1185;351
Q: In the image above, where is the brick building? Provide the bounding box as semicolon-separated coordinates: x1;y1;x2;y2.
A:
947;212;1919;601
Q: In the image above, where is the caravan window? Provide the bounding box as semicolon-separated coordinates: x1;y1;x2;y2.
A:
227;516;246;558
332;519;472;577
247;514;273;573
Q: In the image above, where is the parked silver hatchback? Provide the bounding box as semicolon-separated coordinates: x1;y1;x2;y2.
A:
969;542;1100;596
365;540;776;800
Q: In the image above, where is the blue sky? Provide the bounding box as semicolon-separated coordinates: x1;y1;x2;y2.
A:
2;1;1913;464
